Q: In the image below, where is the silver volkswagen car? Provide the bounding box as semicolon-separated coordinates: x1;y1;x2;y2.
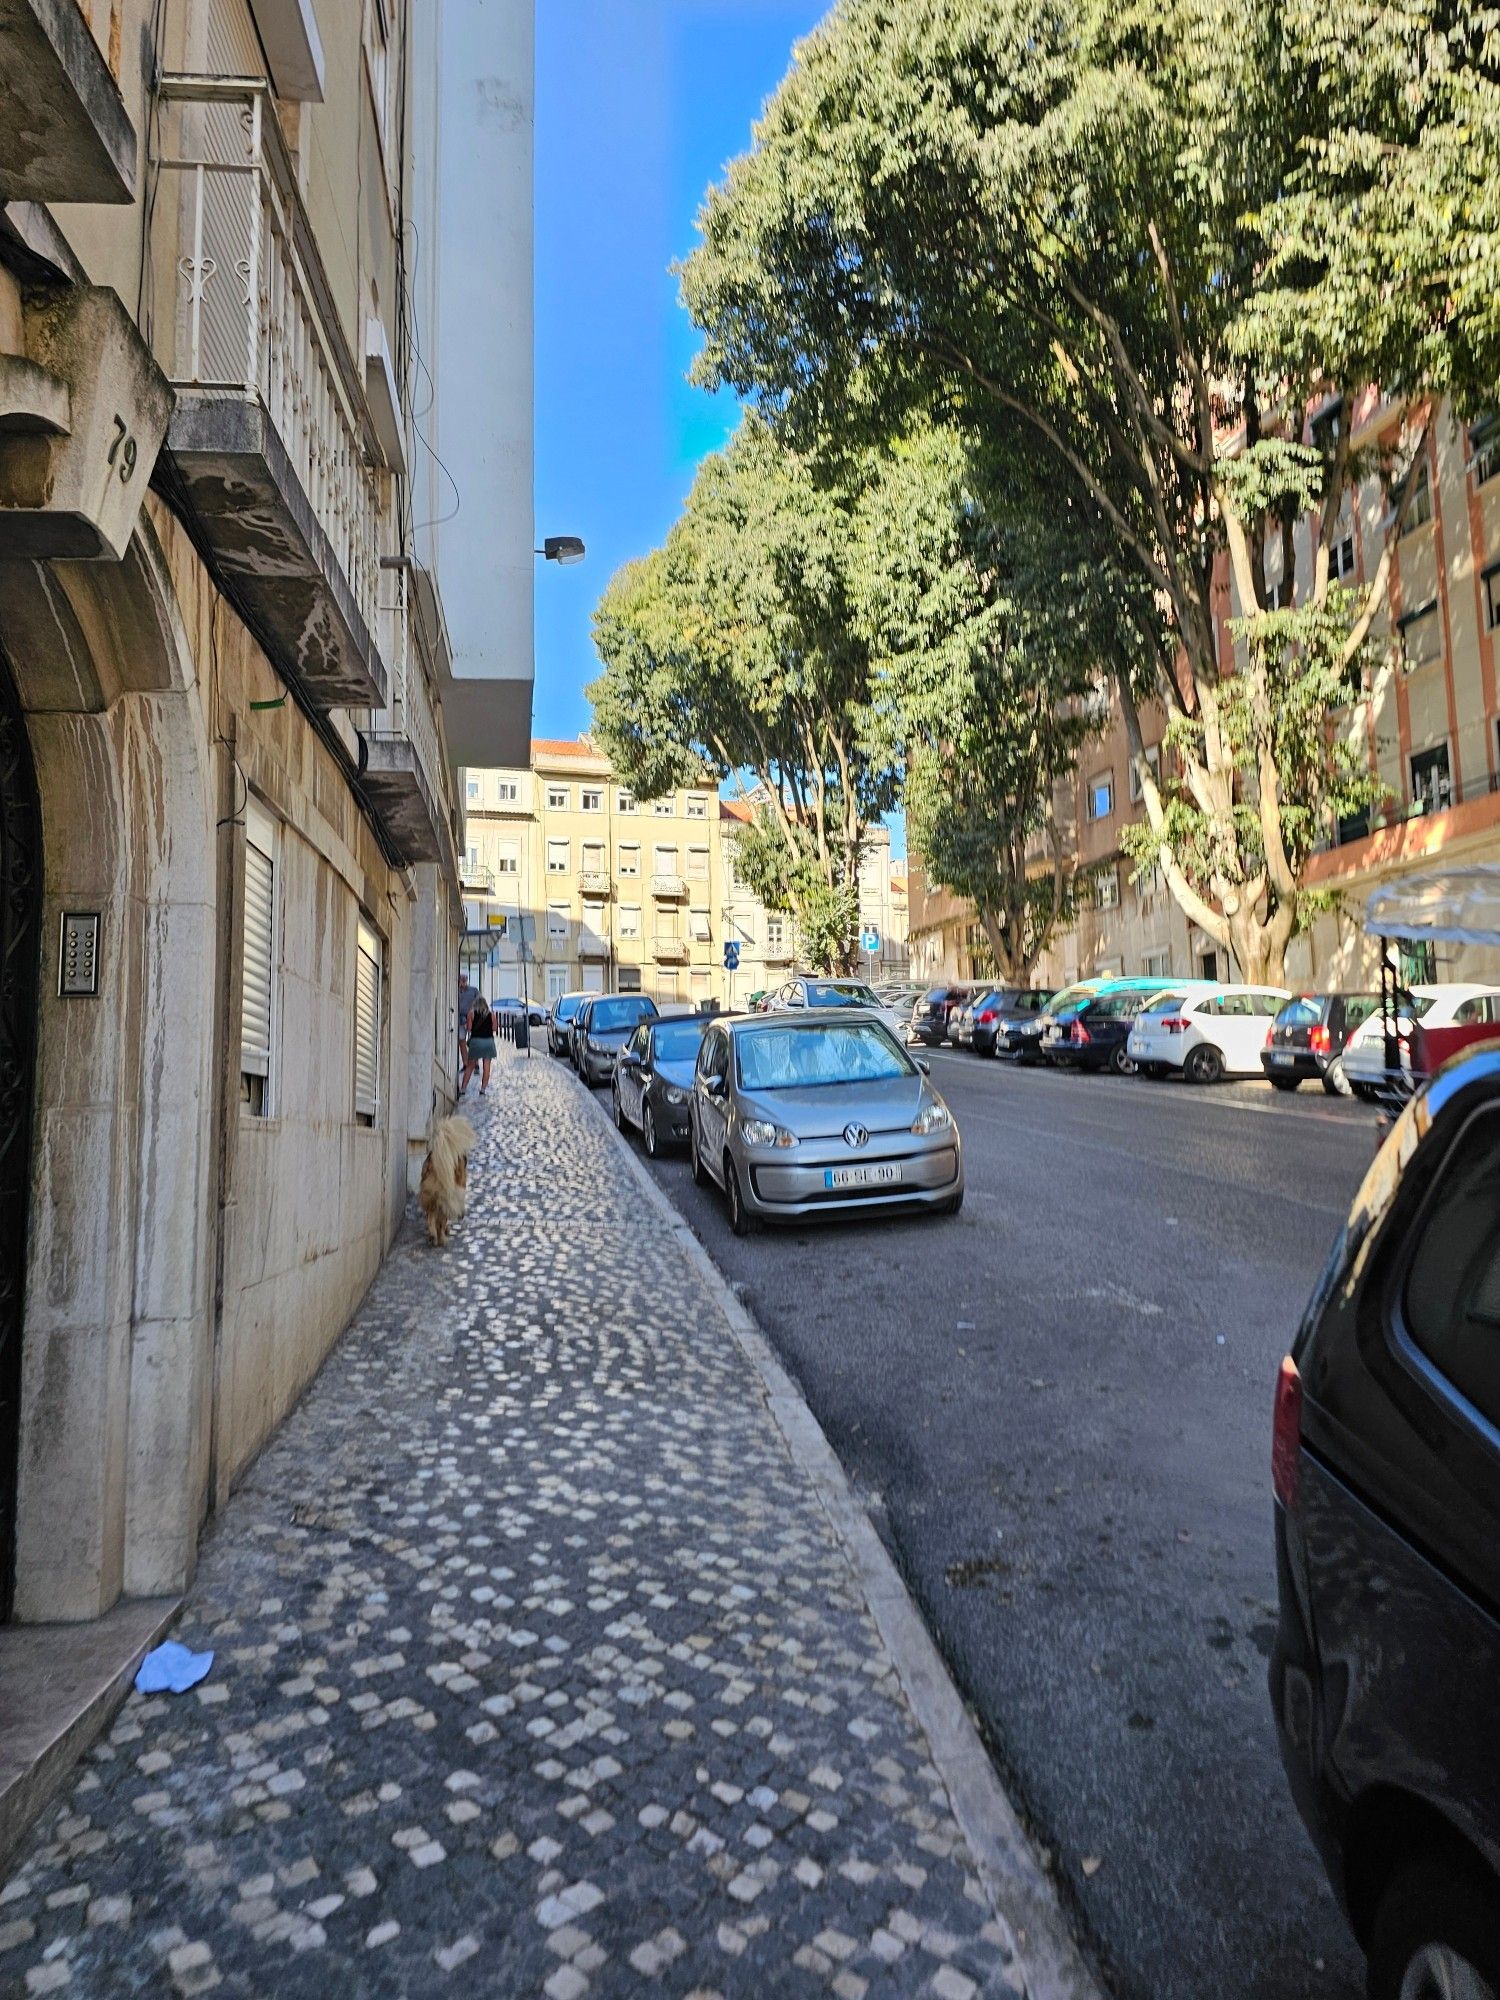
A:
688;1009;964;1234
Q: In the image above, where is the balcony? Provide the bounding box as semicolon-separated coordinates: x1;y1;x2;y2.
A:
155;77;386;708
578;930;611;961
651;873;686;900
763;940;793;965
653;935;689;963
579;870;612;898
360;560;453;868
461;861;496;897
0;0;137;202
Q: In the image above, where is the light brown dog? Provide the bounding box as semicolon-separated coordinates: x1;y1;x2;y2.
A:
418;1114;476;1246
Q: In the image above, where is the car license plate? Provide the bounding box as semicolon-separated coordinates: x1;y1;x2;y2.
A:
1270;1050;1294;1065
825;1164;900;1190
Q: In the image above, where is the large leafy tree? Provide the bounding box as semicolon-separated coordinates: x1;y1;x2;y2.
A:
681;0;1499;982
589;419;896;972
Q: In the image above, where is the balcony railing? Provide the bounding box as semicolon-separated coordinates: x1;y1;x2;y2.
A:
578;931;611;960
653;935;689;962
461;862;496;896
156;75;387;705
651;873;686;899
579;870;612;898
361;558;452;864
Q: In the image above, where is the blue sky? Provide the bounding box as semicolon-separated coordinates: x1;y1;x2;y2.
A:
532;0;824;740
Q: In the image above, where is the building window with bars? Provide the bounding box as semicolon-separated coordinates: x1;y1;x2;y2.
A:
354;919;382;1126
1410;743;1453;818
241;798;279;1117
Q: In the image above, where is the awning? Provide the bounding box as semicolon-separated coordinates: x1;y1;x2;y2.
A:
1364;865;1500;947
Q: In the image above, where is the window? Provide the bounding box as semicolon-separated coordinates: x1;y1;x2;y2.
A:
1471;415;1500;487
1453;996;1500;1026
617;790;636;814
1402;1105;1500;1430
653;798;675;817
766;917;786;955
363;0;393;164
1128;745;1161;804
1400;941;1439;985
658;969;679;1001
689;908;711;942
546;785;569;811
547;839;570;874
581;787;603;812
690;971;711;1003
1088;774;1114;820
1402;459;1434;534
619;903;641;939
1095;865;1120;910
1410;743;1453;816
546;965;568;1003
354;919;382;1125
685;794;708;819
618;844;639;876
1332;533;1356;580
617;966;642;993
240;799;279;1116
547;903;569;941
496;780;519;804
653;844;678;877
466;777;480;799
687;844;709;879
1143;949;1171;979
495;843;519;876
1399;601;1443;671
581;841;605;875
1484;563;1500;634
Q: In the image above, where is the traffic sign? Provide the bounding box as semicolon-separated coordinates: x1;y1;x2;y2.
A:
723;940;741;971
860;927;880;954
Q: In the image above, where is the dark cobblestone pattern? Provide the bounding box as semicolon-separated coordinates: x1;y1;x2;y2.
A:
0;1052;1021;1998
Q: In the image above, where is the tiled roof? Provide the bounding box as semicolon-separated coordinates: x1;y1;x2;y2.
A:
719;798;755;824
531;737;609;765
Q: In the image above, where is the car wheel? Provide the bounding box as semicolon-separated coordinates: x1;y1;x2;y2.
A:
1107;1043;1136;1077
1184;1043;1224;1086
1368;1853;1500;2000
725;1155;756;1237
1269;1075;1300;1092
690;1114;707;1186
1323;1055;1354;1098
643;1104;660;1158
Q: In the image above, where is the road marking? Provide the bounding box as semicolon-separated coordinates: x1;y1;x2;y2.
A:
923;1049;1370;1130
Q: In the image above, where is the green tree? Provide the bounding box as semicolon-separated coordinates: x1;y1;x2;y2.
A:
589;419;896;972
681;0;1494;982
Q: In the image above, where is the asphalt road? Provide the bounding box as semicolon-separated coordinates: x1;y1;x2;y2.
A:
598;1045;1379;2000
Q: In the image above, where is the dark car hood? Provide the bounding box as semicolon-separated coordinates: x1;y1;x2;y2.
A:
591;1024;645;1049
655;1058;698;1090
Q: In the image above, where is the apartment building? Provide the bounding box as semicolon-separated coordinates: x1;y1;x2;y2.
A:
0;0;531;1638
913;397;1500;995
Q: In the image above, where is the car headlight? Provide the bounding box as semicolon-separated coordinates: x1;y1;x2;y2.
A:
663;1085;687;1107
910;1100;953;1135
741;1117;799;1148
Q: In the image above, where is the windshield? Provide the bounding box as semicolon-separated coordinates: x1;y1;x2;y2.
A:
555;994;583;1020
591;997;657;1033
653;1020;707;1063
737;1021;913;1090
806;980;881;1007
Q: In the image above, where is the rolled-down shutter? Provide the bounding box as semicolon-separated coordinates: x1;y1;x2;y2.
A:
355;920;382;1119
241;801;276;1080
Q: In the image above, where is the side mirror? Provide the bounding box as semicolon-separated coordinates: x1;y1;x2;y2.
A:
914;1055;930;1074
704;1073;726;1097
620;1050;641;1069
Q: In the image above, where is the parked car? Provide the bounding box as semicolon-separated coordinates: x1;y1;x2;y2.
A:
1126;983;1290;1083
875;980;925;1017
573;993;660;1086
1046;987;1172;1075
1034;977;1197;1064
1270;1046;1500;1998
765;976;908;1042
612;1013;709;1155
1342;984;1500;1102
495;996;547;1027
952;987;1048;1054
909;984;974;1047
1261;992;1381;1095
689;1009;963;1234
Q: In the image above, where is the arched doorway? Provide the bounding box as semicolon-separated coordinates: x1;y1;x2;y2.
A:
0;649;41;1623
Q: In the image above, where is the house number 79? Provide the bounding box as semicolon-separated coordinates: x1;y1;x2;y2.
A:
107;414;137;484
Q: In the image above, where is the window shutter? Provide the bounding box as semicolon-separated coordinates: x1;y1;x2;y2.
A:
241;803;276;1081
355;920;381;1119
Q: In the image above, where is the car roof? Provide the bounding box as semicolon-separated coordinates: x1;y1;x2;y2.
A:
721;1005;895;1033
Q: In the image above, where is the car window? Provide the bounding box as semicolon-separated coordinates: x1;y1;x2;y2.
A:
737;1020;913;1090
591;996;658;1033
1278;998;1321;1029
698;1030;729;1082
626;1024;649;1059
1404;1106;1500;1430
806;980;881;1007
1455;996;1490;1025
1344;996;1378;1029
653;1019;707;1064
1252;993;1286;1016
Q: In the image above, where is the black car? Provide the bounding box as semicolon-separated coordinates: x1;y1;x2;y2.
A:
1271;1047;1500;1996
1043;989;1157;1074
965;987;1050;1056
574;993;660;1086
612;1014;708;1154
909;985;973;1047
547;991;588;1057
1262;991;1380;1095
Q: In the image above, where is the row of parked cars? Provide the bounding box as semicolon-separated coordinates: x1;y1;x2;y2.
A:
912;975;1500;1097
544;985;965;1234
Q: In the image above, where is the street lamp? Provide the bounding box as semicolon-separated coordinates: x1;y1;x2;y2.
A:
537;536;586;566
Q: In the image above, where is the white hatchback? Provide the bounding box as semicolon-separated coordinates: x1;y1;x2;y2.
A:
1127;984;1291;1084
1340;983;1500;1098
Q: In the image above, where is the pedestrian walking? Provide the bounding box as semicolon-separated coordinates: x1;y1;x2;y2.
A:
457;973;480;1092
463;990;498;1095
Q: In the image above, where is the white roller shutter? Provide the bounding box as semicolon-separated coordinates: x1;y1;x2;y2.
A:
354;919;382;1120
241;799;277;1088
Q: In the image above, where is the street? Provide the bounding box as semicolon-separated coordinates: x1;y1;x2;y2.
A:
619;1049;1379;2000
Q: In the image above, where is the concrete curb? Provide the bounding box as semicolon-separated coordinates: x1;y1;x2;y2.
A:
569;1064;1108;2000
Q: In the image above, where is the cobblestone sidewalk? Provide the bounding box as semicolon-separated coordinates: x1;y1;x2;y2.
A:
0;1051;1027;1998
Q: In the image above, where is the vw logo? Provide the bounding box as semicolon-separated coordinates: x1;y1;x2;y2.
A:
842;1122;869;1148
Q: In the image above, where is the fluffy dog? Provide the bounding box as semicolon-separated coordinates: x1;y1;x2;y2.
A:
419;1114;476;1246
